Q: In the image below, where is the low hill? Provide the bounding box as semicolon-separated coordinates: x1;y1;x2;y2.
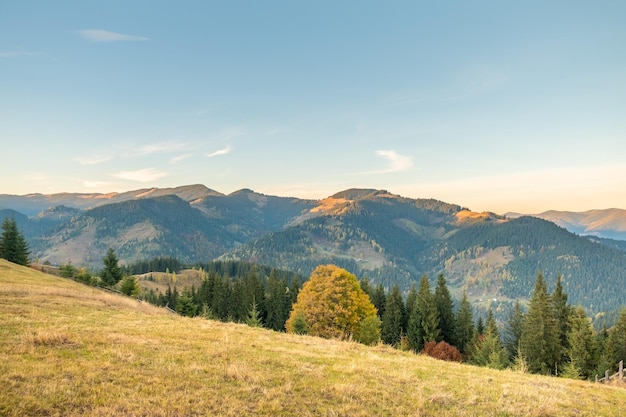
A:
1;260;624;416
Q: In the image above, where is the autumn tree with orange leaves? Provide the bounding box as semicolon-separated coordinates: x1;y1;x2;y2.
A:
286;264;380;345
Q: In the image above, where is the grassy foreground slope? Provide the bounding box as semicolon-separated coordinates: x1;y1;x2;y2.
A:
1;260;624;417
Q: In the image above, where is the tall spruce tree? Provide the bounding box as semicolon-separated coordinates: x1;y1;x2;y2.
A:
101;247;123;286
0;217;30;266
551;274;573;368
520;272;559;374
405;283;418;321
372;284;387;320
434;273;455;344
381;284;406;346
604;307;626;373
469;309;508;369
454;290;475;354
408;275;439;352
505;300;525;361
265;270;289;331
565;307;598;380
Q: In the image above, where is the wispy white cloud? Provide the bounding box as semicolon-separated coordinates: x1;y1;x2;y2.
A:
170;154;193;164
207;146;232;157
113;168;167;182
75;153;113;166
0;51;37;58
137;142;192;155
374;150;413;173
76;29;149;42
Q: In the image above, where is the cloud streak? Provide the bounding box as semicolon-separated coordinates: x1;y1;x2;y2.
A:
77;29;149;42
375;150;413;173
113;168;167;182
75;153;113;166
137;142;192;155
0;51;37;58
207;146;232;157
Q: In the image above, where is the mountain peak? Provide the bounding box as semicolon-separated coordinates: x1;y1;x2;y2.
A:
330;189;387;201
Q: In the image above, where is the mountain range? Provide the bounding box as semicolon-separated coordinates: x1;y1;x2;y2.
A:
2;184;626;317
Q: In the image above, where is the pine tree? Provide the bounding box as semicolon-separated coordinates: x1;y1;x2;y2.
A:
120;275;140;297
520;272;559;374
405;283;418;320
434;273;455;344
246;298;264;328
469;309;508;369
551;274;573;368
371;284;387;320
381;284;406;346
505;300;524;361
265;270;289;331
0;217;30;266
408;275;439;352
604;307;626;373
101;247;123;286
176;291;198;317
454;290;475;355
566;307;598;380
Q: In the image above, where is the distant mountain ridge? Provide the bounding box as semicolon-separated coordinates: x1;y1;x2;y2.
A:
2;185;626;317
506;209;626;241
0;184;222;216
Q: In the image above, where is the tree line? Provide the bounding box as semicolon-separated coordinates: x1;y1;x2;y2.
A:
4;213;625;381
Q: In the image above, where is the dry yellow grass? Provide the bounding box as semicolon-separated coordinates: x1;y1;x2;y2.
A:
1;259;625;416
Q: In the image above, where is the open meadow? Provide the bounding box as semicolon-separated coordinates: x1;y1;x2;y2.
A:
1;259;624;416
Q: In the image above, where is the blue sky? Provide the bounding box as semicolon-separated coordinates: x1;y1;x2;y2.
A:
1;1;625;213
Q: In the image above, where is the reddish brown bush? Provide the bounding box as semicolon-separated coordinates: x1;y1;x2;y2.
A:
421;341;462;362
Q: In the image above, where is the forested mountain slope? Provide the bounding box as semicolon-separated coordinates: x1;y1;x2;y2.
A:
3;185;626;315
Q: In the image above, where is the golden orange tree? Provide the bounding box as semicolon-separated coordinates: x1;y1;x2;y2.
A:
285;264;380;344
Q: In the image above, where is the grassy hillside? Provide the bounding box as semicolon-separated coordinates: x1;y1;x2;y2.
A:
1;260;624;416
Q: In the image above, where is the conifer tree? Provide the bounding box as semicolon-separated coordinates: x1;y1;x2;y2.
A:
476;317;485;336
520;272;559;374
604;307;626;373
120;275;140;297
372;284;387;319
265;270;289;331
0;217;30;266
405;283;418;320
381;284;406;346
246;298;263;328
101;247;123;286
566;307;598;380
434;273;455;344
176;291;198;317
469;309;508;369
551;274;573;368
408;275;439;352
453;290;475;354
505;300;525;360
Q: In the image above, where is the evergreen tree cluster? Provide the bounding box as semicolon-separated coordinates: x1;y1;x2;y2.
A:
0;217;30;266
362;271;626;380
142;265;301;332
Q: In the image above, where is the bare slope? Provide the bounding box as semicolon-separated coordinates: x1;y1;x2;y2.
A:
1;260;624;416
